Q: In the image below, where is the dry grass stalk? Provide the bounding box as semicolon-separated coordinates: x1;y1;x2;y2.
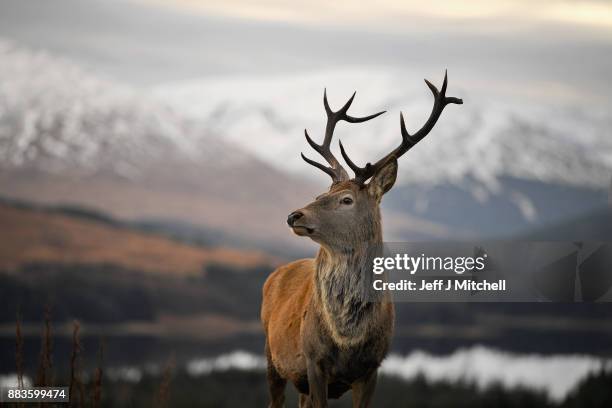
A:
69;320;85;407
91;340;104;408
15;312;26;408
15;311;24;389
154;354;176;408
35;305;53;387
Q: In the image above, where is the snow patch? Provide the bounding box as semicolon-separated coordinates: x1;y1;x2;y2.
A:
154;69;612;192
183;347;609;402
380;346;609;402
186;350;266;376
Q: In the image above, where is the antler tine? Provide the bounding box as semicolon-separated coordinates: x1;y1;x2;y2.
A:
300;152;338;180
339;140;373;181
302;89;386;184
346;70;462;184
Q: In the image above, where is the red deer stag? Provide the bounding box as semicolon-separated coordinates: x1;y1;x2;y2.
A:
261;72;462;407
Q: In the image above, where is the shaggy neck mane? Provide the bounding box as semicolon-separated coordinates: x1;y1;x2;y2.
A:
314;235;386;347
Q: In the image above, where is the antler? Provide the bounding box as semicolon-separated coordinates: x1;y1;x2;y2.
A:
339;70;463;184
302;89;386;184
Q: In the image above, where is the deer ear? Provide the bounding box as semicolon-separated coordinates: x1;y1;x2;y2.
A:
367;157;397;201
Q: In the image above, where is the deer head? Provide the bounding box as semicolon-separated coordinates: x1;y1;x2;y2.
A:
287;71;462;250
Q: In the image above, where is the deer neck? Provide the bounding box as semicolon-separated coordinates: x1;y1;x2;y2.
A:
314;237;386;347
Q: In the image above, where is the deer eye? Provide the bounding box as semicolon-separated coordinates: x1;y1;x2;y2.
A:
341;197;354;205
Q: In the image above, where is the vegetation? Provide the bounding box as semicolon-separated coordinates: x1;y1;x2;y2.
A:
2;201;611;406
6;310;612;407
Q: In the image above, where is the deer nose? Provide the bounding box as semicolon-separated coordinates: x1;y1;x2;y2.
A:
287;211;304;227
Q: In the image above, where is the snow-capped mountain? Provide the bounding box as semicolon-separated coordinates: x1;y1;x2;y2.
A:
153;69;612;192
152;69;612;236
1;37;609;245
0;39;317;250
0;39;253;178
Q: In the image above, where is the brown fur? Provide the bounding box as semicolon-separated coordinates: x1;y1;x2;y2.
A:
262;76;460;407
261;165;397;408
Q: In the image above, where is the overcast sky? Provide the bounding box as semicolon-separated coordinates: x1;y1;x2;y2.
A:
149;0;612;32
0;0;610;104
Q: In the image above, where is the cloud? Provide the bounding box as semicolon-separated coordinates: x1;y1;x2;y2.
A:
146;0;612;32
